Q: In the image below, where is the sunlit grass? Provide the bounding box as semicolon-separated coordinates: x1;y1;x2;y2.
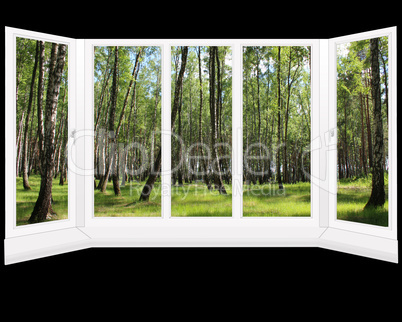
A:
94;180;161;217
16;174;386;224
171;184;232;216
16;174;68;226
243;182;311;217
337;173;388;227
94;180;312;217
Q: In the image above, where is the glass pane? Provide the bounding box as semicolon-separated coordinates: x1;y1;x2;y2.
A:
171;46;232;216
16;37;68;225
93;46;162;217
242;46;311;217
336;37;389;226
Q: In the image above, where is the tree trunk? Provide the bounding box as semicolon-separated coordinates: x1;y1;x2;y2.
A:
37;40;45;175
364;74;373;170
379;38;388;126
22;41;39;189
111;47;121;196
16;111;25;176
196;47;210;188
344;98;350;178
29;43;67;223
365;38;385;208
276;47;283;189
100;46;119;194
59;112;68;185
255;50;263;184
139;46;188;201
209;46;226;194
177;79;184;186
359;93;367;176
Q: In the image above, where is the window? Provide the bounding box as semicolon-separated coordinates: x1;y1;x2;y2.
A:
4;27;397;264
328;28;397;241
15;37;69;225
242;45;311;217
5;28;76;239
336;36;389;226
93;45;162;217
171;46;232;217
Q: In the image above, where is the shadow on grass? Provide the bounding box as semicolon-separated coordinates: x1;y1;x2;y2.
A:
337;189;388;227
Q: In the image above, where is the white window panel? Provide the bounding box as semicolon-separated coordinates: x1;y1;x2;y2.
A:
5;27;78;238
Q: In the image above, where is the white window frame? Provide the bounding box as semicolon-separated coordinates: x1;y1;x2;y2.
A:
4;27;77;239
4;27;398;265
81;38;320;228
327;27;397;240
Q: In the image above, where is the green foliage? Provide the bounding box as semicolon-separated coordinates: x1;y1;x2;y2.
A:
243;46;311;183
336;37;389;183
94;46;161;142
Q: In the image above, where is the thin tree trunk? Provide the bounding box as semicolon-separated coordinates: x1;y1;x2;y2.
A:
29;43;67;223
22;41;39;189
364;74;373;170
177;80;184;186
59;112;68;185
379;38;388;126
196;47;210;188
344;98;350;178
359;93;367;176
139;46;188;201
276;47;283;189
37;40;45;175
209;46;226;194
255;50;262;184
365;38;385;208
100;46;119;194
16;111;25;176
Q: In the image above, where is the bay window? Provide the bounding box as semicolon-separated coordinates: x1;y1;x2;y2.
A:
4;27;397;264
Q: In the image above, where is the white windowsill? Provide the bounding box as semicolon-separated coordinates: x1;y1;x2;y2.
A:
4;227;398;264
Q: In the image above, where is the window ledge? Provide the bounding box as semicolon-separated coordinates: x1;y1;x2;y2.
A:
4;226;398;264
318;228;398;263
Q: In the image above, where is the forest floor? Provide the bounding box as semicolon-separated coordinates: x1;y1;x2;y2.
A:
16;175;387;225
93;180;311;217
337;174;388;226
16;175;68;225
94;180;161;217
243;182;311;216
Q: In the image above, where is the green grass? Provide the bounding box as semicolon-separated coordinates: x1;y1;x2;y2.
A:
16;174;68;226
18;175;386;224
243;182;311;217
94;180;161;217
94;181;232;217
95;180;311;217
171;183;232;216
337;174;388;227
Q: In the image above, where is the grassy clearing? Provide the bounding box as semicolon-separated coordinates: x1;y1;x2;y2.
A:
16;175;68;226
243;182;311;217
17;175;387;224
171;183;232;216
337;173;388;227
94;181;232;217
95;180;310;217
94;180;161;217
